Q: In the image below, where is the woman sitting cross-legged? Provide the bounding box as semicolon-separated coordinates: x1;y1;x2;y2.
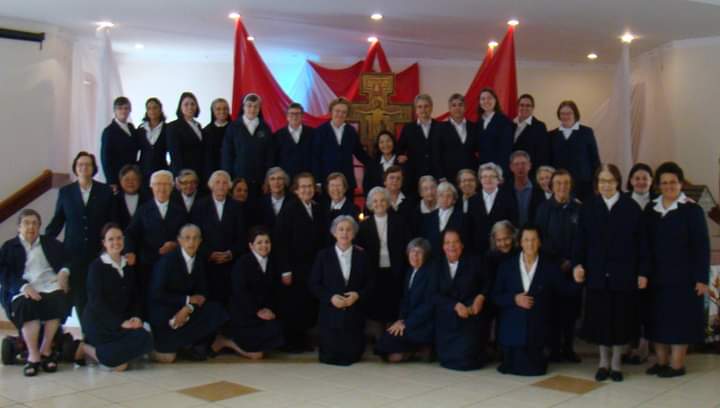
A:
374;238;435;363
148;224;229;363
213;226;285;359
0;209;71;377
309;215;374;366
82;223;153;371
493;225;584;376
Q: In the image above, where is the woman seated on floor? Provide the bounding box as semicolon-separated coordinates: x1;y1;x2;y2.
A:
374;237;434;363
0;209;71;377
147;224;229;363
82;223;153;371
214;226;285;359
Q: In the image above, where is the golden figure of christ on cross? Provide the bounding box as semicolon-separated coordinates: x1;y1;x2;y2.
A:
348;73;413;157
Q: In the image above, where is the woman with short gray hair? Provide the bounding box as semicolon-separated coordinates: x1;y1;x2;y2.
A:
357;187;411;325
420;181;465;255
375;237;434;363
310;215;372;366
467;162;517;254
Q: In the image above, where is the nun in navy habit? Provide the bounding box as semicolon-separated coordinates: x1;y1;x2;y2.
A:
222;227;284;357
310;216;374;366
375;238;435;362
82;224;153;369
148;226;228;361
433;229;490;371
493;225;583;376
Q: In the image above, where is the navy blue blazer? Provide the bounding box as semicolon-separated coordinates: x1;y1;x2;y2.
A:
549;124;600;184
513;117;550;169
253;194;290;230
170;190;199;216
433;120;477;182
113;190;150;231
166;119;206;180
100;121;139;186
432;255;489;318
137;123;169;183
148;248;209;325
398;264;434;343
202;122;228;182
503;183;546;227
362;155;400;194
643;202;710;287
46;181;115;256
477;112;514;175
467;189;518;255
312;122;371;192
420;208;467;256
274;199;327;275
230;252;280;325
274;125;315;180
83;257;140;342
534;197;581;262
0;236;68;311
221;118;274;186
190;196;246;260
493;254;579;347
125;199;188;265
573;195;646;291
309;246;374;330
355;212;410;278
397;120;441;191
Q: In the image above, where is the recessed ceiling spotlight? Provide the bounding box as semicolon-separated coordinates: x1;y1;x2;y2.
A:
371;13;383;21
134;43;144;50
488;40;499;49
95;21;114;30
247;36;255;41
621;32;635;43
367;36;379;43
228;12;241;19
507;19;519;26
587;53;598;60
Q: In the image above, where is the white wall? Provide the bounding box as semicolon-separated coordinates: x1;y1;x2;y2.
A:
0;18;72;199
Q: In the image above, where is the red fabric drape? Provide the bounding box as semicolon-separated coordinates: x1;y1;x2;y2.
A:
307;60;364;97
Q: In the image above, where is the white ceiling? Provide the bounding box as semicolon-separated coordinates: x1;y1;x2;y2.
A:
2;0;720;64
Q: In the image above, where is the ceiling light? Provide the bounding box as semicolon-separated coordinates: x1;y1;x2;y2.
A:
247;36;255;41
587;53;598;60
621;32;635;43
507;19;519;26
134;43;144;50
371;13;383;21
95;21;114;30
488;40;499;49
367;36;378;43
228;12;241;19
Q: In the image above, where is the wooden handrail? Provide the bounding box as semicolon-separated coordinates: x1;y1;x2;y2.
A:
0;170;69;224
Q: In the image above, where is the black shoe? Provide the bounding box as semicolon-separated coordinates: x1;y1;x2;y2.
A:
658;366;686;378
595;368;610;381
645;363;668;375
563;350;582;363
610;370;624;382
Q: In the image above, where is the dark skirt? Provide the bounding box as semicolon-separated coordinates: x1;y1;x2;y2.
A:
226;319;284;352
497;346;547;376
93;329;153;367
374;331;427;355
275;264;318;332
151;301;228;353
367;267;403;323
69;254;96;316
318;326;365;366
647;284;705;345
583;289;638;346
206;262;233;306
436;313;488;371
11;290;71;328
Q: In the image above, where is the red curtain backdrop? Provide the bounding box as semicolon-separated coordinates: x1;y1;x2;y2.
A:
231;18;516;131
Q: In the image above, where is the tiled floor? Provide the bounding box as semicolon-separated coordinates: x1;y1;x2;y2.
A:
1;333;719;408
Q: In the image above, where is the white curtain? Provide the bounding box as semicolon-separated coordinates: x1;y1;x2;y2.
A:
589;44;633;176
287;62;337;116
68;28;124;182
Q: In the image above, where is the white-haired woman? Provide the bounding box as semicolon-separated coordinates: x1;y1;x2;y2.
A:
256;167;290;228
309;215;373;366
421;181;466;254
467;162;517;255
189;170;247;305
410;175;438;236
356;187;411;325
